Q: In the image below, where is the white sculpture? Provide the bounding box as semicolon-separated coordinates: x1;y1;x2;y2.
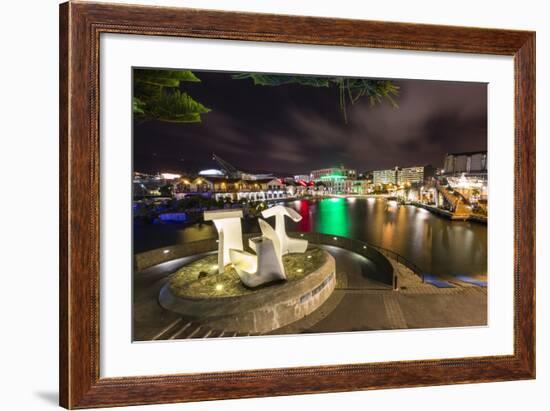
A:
229;219;286;288
204;209;244;274
258;205;308;255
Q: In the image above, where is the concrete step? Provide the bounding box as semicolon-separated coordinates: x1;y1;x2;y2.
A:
151;318;184;341
180;323;204;339
209;329;226;338
217;330;237;338
191;327;212;338
160;322;245;340
168;322;196;340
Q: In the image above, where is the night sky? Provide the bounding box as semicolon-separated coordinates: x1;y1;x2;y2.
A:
133;70;487;175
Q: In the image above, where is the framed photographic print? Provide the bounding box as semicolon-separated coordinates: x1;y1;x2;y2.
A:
59;1;535;409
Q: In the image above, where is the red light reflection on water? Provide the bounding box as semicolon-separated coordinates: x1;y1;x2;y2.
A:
297;199;311;231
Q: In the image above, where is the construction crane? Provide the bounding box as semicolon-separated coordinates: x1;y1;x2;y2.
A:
212;153;242;178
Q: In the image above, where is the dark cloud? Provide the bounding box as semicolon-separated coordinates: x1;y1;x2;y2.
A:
265;134;309;164
134;71;486;174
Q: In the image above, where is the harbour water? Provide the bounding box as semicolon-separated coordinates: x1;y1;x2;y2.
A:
134;197;487;278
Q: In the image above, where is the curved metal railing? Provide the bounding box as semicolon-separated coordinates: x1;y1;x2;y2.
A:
134;231;425;285
288;232;395;287
366;244;425;282
290;232;425;283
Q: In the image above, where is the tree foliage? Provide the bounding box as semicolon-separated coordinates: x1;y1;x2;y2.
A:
233;73;399;123
133;69;211;123
132;70;399;125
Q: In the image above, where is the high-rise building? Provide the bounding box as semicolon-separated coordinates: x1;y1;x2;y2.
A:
372;167;399;185
398;165;435;185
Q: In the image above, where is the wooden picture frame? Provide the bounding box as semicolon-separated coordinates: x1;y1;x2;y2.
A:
59;1;535;408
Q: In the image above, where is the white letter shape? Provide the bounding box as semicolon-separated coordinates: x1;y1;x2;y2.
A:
260;205;308;255
204;209;244;273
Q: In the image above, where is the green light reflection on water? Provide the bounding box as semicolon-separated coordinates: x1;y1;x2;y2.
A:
316;197;350;237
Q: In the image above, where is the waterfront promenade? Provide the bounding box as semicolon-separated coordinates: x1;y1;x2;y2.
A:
133;244;487;340
270;247;486;335
411;201;487;223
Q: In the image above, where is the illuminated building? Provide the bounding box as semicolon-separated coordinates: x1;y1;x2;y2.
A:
310;166;356;194
133;171;180;197
442;151;487;202
240;173;275;180
198;168;225;177
160;172;181;180
446;173;488;202
372;167;399;185
293;174;310;182
310;166;356;181
350;180;371;194
397;165;435;185
188;176;288;201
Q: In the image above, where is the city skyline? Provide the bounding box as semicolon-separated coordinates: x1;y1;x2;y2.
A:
133;70;487;175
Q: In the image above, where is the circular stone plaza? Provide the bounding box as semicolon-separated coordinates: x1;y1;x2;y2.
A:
133;228;487;341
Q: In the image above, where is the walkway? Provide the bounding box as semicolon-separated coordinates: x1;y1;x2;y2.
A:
274;246;486;334
133;246;487;341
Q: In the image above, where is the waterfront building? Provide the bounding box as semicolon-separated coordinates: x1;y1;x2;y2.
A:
310;166;356;181
188;176;289;201
133;171;179;197
443;151;487;176
294;174;311;182
351;179;371;194
310;166;356;194
311;167;343;181
199;155;274;180
446;173;488;202
358;171;374;181
198;168;225;177
346;169;357;180
372;167;399;185
442;151;488;203
133;182;161;197
398;165;435;185
329;179;354;194
240;172;275;180
285;180;310;197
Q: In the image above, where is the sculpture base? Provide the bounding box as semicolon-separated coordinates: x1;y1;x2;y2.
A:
159;247;336;334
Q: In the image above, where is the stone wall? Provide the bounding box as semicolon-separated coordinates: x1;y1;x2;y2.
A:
159;252;336;334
